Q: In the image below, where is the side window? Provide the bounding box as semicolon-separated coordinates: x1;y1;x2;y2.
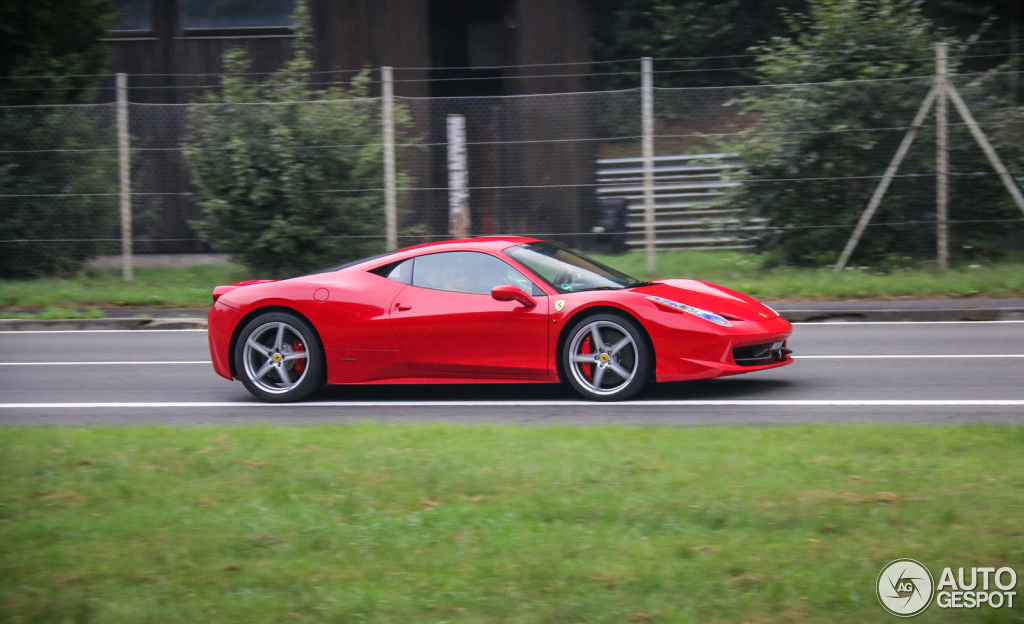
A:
385;259;413;284
370;258;413;284
412;252;541;296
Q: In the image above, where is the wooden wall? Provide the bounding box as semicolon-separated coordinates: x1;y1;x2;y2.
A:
315;0;431;96
100;0;594;250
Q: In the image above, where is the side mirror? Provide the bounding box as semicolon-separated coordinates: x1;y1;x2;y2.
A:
491;284;537;308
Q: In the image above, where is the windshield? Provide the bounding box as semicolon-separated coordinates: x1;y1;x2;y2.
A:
505;242;646;293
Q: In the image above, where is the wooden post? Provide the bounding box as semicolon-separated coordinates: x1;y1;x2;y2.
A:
834;85;938;272
936;43;949;269
641;57;656;275
381;66;398;251
116;73;133;281
946;82;1024;216
1011;17;1019;105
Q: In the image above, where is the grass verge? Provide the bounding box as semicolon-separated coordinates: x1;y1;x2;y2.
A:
0;265;249;311
591;250;1024;301
2;251;1024;313
1;424;1022;623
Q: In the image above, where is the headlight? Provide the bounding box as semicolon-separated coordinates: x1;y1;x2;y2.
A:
645;296;733;327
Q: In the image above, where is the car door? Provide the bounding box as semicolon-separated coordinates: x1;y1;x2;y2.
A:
386;251;549;376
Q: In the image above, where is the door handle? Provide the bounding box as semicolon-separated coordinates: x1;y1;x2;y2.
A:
396;303;412;311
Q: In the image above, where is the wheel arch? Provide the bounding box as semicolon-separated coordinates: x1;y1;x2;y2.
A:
228;305;324;379
555;305;656;383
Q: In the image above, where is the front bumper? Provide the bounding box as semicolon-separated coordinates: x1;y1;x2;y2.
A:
652;315;793;383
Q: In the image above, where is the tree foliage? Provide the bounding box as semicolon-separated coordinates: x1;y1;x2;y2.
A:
591;0;806;89
0;0;116;278
729;0;1024;266
185;3;406;277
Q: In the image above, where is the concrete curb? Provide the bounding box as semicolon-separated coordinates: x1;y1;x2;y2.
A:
0;317;208;331
777;307;1024;323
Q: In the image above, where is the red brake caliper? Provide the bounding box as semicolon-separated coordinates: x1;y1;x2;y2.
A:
294;341;306;374
580;335;593;381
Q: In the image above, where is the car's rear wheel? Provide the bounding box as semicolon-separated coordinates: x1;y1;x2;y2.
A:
234;311;325;403
562;312;651;401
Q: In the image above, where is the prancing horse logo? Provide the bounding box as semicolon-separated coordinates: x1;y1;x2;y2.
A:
555;300;565;312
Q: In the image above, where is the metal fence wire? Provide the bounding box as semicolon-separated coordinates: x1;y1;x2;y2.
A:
1;61;1023;277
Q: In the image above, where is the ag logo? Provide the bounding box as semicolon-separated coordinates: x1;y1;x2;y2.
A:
555;300;565;312
877;559;935;617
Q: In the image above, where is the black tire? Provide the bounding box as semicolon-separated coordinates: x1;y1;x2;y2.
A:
233;311;326;403
561;312;652;401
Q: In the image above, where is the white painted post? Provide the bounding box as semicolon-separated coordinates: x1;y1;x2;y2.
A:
116;73;133;281
641;57;656;275
936;43;949;269
446;114;471;238
381;66;398;251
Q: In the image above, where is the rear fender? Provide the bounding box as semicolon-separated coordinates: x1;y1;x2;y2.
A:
227;305;323;379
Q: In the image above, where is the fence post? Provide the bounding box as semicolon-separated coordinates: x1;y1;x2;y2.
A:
382;66;398;251
833;85;938;272
936;43;949;270
641;57;656;275
1011;18;1019;105
447;114;471;238
116;73;133;281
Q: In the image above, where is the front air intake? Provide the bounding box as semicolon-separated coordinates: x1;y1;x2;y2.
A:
733;341;790;366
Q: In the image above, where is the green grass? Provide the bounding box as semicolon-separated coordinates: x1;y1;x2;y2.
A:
2;251;1023;313
0;265;250;310
1;424;1022;623
592;250;1024;301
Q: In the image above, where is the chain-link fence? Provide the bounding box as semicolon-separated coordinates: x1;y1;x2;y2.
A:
2;58;1023;278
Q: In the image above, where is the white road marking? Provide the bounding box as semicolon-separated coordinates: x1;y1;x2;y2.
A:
792;320;1024;325
3;354;1022;367
796;354;1024;359
1;400;1023;409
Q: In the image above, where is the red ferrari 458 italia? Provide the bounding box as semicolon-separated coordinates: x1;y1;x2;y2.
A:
208;237;792;402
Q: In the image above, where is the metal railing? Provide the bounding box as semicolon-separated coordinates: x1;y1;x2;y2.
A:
596;153;760;250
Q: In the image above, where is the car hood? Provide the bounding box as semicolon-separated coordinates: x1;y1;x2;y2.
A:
634;279;778;322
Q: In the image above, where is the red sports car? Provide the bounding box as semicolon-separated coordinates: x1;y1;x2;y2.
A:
208;237;792;402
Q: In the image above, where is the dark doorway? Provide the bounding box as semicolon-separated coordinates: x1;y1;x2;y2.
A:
428;0;512;97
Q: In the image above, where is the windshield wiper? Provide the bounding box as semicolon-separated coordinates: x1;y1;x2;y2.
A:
572;285;623;292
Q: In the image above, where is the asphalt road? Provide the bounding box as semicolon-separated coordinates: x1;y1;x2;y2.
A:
1;321;1023;426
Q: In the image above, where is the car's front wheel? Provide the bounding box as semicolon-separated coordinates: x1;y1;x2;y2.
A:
234;311;325;403
562;312;651;401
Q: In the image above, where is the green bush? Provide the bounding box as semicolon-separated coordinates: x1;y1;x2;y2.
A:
730;0;1024;267
185;3;407;278
0;0;116;278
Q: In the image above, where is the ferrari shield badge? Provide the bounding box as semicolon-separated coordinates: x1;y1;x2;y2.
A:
555;300;565;312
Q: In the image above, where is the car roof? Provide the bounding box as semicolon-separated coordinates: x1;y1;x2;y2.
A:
335;236;541;273
397;236;539;254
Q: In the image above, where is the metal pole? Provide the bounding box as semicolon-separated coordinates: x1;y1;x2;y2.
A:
834;85;938;272
641;57;656;275
116;73;133;281
936;43;949;270
381;66;398;251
